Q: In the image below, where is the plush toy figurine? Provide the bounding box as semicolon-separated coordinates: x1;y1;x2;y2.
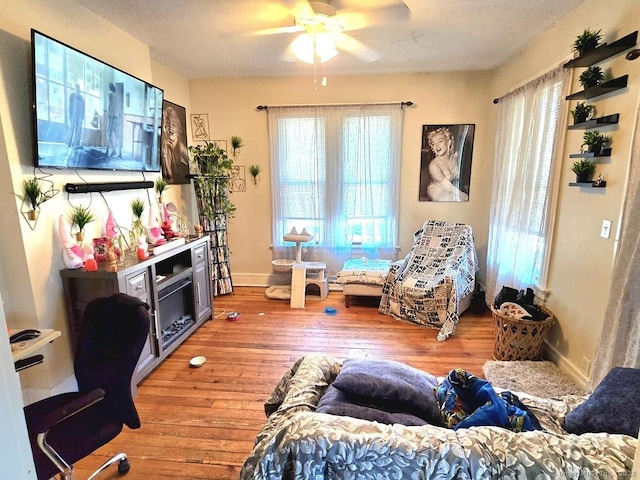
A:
58;215;83;269
147;202;164;245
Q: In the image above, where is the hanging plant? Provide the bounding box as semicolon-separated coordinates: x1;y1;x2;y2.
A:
18;176;58;221
249;164;262;186
230;135;244;161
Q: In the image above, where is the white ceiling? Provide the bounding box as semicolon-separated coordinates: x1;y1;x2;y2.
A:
74;0;586;79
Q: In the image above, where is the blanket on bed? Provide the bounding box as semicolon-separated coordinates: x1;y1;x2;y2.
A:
241;354;636;480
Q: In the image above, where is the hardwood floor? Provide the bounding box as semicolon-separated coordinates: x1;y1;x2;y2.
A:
74;287;495;479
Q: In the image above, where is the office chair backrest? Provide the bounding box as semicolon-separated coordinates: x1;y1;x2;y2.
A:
74;293;150;429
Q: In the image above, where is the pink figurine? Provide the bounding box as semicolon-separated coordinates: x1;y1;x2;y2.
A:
147;202;164;245
137;235;149;260
105;210;119;241
58;215;83;269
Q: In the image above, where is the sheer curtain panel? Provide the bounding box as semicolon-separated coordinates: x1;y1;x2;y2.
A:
589;98;640;390
486;67;569;301
267;104;402;275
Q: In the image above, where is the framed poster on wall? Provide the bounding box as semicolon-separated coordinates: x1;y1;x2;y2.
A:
419;124;474;202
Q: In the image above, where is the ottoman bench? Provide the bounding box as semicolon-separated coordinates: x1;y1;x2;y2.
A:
336;258;392;308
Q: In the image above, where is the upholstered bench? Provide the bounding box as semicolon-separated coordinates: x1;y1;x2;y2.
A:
336;258;392;308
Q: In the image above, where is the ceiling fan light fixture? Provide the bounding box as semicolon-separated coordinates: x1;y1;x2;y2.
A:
291;33;316;64
315;32;338;63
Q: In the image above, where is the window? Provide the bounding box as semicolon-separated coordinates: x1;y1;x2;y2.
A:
267;104;403;273
486;67;569;298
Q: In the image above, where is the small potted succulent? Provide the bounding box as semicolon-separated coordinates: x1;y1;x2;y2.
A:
69;204;95;242
582;130;611;154
571;159;596;183
129;198;147;249
570;102;596;124
572;28;602;55
579;66;604;89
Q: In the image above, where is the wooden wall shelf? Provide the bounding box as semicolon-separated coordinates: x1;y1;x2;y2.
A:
568;181;607;188
568;114;619;130
566;75;629;101
564;31;638;68
569;148;612;158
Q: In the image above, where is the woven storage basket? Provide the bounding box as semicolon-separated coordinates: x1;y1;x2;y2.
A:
491;305;554;361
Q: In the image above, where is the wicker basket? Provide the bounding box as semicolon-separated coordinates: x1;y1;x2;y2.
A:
491;305;554;361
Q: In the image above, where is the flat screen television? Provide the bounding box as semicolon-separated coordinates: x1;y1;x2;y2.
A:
31;29;164;172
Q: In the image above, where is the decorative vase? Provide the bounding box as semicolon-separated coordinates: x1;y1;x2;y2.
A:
28;209;39;221
75;231;84;243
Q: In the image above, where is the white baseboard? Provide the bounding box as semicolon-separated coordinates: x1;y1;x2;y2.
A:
543;341;588;390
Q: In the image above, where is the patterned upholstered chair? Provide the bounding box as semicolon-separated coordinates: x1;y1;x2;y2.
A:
378;220;477;340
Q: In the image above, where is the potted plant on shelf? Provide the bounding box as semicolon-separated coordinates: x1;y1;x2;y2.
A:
69;204;95;242
19;176;57;220
572;28;602;55
129;198;147;249
189;140;233;176
570;102;596;124
582;130;611;154
579;66;604;89
571;159;596;183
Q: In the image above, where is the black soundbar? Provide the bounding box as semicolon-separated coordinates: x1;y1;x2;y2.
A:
65;181;154;193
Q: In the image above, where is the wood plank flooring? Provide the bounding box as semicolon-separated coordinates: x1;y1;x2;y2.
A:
73;287;495;479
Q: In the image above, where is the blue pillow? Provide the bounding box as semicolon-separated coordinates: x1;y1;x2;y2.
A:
317;385;427;426
564;367;640;437
331;358;441;424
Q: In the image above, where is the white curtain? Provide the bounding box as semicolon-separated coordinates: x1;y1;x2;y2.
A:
588;97;640;390
486;67;570;301
267;104;402;275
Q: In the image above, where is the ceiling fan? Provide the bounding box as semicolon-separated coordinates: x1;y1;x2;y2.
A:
255;0;411;64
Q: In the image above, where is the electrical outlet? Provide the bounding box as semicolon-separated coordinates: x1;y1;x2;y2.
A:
581;357;591;375
600;219;611;239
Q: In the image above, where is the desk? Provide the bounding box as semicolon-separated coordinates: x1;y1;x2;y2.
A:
10;329;61;368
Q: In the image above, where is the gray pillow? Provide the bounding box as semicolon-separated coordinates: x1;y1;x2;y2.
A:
564;367;640;437
317;385;427;426
331;358;441;424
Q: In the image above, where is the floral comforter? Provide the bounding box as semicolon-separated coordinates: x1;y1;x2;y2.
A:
240;354;636;480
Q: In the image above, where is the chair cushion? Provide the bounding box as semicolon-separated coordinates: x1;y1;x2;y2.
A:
331;358;442;424
563;367;640;437
317;385;428;426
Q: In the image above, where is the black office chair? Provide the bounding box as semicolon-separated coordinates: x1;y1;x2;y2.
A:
23;293;150;480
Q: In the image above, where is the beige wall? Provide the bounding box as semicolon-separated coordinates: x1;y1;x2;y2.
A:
189;72;495;286
492;0;640;383
0;0;193;401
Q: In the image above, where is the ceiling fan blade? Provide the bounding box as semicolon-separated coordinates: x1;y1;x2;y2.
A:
253;25;305;36
336;33;379;62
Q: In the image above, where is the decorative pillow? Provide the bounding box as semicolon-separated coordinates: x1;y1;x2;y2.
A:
331;358;441;424
317;385;427;426
563;367;640;437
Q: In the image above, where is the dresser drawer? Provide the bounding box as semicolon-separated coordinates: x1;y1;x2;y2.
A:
125;271;149;299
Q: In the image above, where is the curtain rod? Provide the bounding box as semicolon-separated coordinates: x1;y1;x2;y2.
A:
256;101;414;110
493;64;566;105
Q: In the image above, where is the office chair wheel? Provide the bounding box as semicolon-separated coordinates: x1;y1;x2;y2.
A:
118;458;130;474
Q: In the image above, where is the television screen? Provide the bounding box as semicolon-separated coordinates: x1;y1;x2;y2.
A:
31;29;164;172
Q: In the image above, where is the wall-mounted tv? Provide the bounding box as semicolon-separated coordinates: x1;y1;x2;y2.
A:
31;29;164;173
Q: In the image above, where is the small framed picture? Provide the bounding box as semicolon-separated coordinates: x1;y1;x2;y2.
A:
190;114;210;142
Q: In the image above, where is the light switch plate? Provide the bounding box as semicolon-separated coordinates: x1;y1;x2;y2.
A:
600;219;612;239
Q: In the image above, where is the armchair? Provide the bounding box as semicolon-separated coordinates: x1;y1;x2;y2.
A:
23;293;150;480
379;220;477;341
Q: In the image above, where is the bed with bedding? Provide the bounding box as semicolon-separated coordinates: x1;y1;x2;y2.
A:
240;354;637;480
